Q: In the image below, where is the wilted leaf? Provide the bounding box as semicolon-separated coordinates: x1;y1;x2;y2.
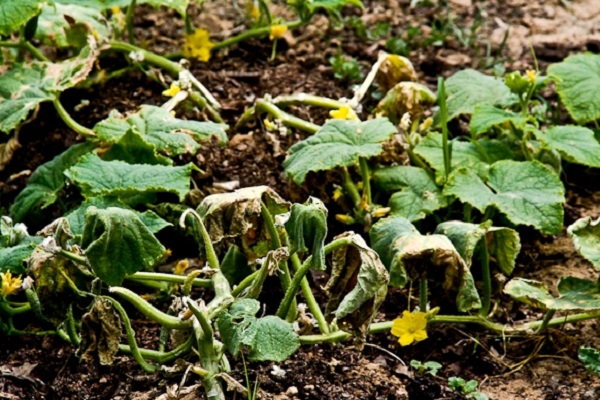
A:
67;154;193;201
10;142;97;222
324;232;388;344
548;53;600;124
375;82;436;124
444;69;513;121
94;105;228;157
567;216;600;269
283;118;396;185
284;197;328;270
435;220;520;275
0;0;44;35
198;186;290;260
81;207;166;285
370;216;480;311
534;126;600;168
444;160;565;235
469;104;527;136
373;165;447;221
80;298;121;365
375;54;418;92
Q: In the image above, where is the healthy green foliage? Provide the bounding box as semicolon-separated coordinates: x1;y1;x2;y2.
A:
216;299;300;362
567;216;600;269
0;217;41;274
548;53;600;124
469;104;527;136
0;0;44;35
579;347;600;374
504;277;600;311
283;118;396;184
534;126;600;168
284;197;328;270
443;161;565;235
81;207;166;285
448;377;489;400
410;360;442;377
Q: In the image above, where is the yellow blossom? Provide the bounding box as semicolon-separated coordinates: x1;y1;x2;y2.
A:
174;259;189;275
391;310;428;346
371;207;391;218
329;105;358;120
332;187;344;201
247;1;260;20
1;271;23;298
335;214;355;225
111;6;125;30
162;83;181;97
526;69;537;84
183;28;215;62
263;118;275;130
269;24;288;40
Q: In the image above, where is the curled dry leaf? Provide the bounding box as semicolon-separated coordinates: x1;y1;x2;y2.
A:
80;298;122;366
375;54;418;93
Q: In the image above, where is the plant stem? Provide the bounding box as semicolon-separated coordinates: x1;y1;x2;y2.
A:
536;310;556;334
52;97;96;138
358;157;372;208
125;0;137;44
231;270;260;297
0;301;31;316
126;271;212;288
272;93;347;110
0;40;48;61
119;332;194;364
181;209;220;270
437;77;452;182
341;167;361;208
212;20;303;51
478;241;492;317
237;99;319;133
419;279;428;310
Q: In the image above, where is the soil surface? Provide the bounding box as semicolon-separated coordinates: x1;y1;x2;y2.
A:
2;1;600;399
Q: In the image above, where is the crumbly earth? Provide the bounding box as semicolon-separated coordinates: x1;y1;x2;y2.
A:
2;1;600;399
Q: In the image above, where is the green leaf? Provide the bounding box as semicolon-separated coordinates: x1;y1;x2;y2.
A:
0;238;42;274
284;197;328;270
435;220;520;275
216;298;299;362
505;276;600;312
444;69;513;121
81;207;166;285
65;196;171;237
198;186;290;261
101;127;172;165
579;347;600;374
37;2;111;47
67;154;193;201
0;0;44;35
10;142;97;222
469;104;527;135
283;118;396;185
140;0;190;16
324;232;389;343
373;165;447;221
94;106;228;157
444;161;565;235
548;53;600;124
220;245;251;286
370;216;480;311
414;132;513;183
568;216;600;269
0;45;97;133
534;126;600;168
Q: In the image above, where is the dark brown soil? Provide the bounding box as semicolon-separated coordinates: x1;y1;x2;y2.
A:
2;1;600;399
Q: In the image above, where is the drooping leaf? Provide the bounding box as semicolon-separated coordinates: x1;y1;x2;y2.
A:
81;207;166;285
0;44;97;133
414;132;513;183
283;118;396;184
220;245;251;286
435;220;520;276
101;127;172;165
0;0;44;35
548;53;600;124
375;54;418;92
94;105;228;157
443;160;565;235
80;298;122;365
373;165;447;221
37;2;111;47
217;298;299;362
324;232;388;345
65;195;171;237
534;126;600;168
579;347;600;374
198;186;290;260
505;276;600;312
67;154;193;201
567;216;600;269
469;104;527;136
444;69;514;121
284;197;328;270
10;142;97;222
370;216;480;311
375;82;436;124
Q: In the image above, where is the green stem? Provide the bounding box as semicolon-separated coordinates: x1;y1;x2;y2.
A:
65;305;81;346
237;99;319;133
276;236;354;320
125;0;137;44
119;332;194;364
272;93;347;110
478;240;492;317
0;301;31;316
341;167;361;208
437;77;452;182
108;40;182;75
0;41;48;61
358;157;372;208
419;279;428;310
52;97;96;138
109;286;193;329
536;310;556;334
181;209;220;270
212;20;303;51
231;270;260;297
58;249;89;265
105;296;158;373
184;11;194;35
126;272;212;288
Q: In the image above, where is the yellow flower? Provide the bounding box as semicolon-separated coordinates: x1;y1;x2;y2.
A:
183;28;215;62
174;259;189;275
269;24;288;40
1;271;23;298
391;310;428;346
111;6;125;30
332;187;344;201
162;82;181;97
247;0;260;20
329;105;358;120
263;118;275;130
526;69;537;84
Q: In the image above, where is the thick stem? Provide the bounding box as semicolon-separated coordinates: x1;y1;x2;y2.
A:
536;310;556;334
0;301;31;316
419;279;428;310
52;97;96;138
0;41;48;61
341;167;362;208
119;332;194;364
437;77;452;182
126;272;212;288
272;93;347;109
180;209;220;270
358;157;372;208
125;0;137;44
290;253;330;335
212;20;303;51
237;99;319;133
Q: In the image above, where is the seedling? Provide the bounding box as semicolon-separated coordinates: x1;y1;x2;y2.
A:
410;359;442;377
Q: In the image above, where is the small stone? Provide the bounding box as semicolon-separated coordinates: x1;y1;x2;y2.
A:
303;385;315;391
285;386;299;396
